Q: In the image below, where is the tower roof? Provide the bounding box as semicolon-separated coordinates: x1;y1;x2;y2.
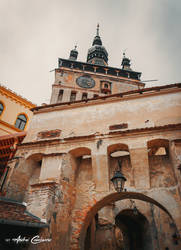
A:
92;24;102;46
87;24;108;66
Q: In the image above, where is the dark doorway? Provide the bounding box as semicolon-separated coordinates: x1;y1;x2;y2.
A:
84;208;152;250
115;209;151;250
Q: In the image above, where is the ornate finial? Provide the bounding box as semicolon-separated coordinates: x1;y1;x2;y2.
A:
123;49;127;58
96;23;99;36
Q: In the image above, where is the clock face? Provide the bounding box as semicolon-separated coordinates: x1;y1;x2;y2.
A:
76;75;95;89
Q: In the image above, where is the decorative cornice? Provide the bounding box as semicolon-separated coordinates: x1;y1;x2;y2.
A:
0;84;36;109
0;119;22;132
55;67;143;86
19;123;181;147
58;58;142;81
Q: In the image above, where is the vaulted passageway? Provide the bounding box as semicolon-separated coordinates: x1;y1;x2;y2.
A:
80;192;180;250
84;206;151;250
115;209;151;250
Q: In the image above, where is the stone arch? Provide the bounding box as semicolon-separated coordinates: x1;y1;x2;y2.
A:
25;153;43;185
147;138;176;188
107;143;129;154
107;143;133;189
78;191;180;250
69;147;91;158
147;138;169;156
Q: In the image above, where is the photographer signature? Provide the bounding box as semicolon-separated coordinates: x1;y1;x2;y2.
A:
5;235;51;245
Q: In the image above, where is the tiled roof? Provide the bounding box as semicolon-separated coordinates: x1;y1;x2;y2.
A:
0;132;26;178
0;132;26;165
0;197;48;228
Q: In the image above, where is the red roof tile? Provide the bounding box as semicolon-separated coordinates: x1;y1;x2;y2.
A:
0;197;48;228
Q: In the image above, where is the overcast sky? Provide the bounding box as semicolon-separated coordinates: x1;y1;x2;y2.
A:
0;0;181;105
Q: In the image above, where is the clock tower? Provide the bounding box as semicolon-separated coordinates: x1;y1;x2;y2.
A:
50;25;144;104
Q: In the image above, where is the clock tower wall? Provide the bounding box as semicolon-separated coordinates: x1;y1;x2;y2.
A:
50;64;144;104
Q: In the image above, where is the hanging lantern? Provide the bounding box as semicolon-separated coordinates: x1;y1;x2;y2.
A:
111;160;127;192
130;199;139;215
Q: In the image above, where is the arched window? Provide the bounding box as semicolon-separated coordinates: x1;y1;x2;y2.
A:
0;102;4;115
58;89;64;102
82;93;88;100
15;114;27;130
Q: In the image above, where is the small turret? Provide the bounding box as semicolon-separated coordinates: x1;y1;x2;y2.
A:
69;45;78;61
121;53;132;71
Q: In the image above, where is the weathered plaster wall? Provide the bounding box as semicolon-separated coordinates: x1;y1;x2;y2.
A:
4;87;181;250
149;155;176;188
24;90;181;143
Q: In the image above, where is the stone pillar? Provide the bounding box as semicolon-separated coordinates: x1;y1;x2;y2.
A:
62;88;71;102
129;147;150;189
90;217;96;250
27;182;57;220
169;140;181;195
95;205;117;250
88;92;94;99
169;140;181;237
76;91;82;101
91;144;109;191
50;85;60;104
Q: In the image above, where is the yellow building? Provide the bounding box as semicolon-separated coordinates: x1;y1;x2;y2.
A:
0;84;36;190
0;84;36;135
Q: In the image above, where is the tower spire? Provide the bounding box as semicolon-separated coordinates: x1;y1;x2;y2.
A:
87;25;108;66
96;23;99;36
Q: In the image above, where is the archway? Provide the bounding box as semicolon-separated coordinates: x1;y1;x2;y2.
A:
78;192;179;250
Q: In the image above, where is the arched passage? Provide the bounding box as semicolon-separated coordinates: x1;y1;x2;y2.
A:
115;209;151;250
78;192;178;250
